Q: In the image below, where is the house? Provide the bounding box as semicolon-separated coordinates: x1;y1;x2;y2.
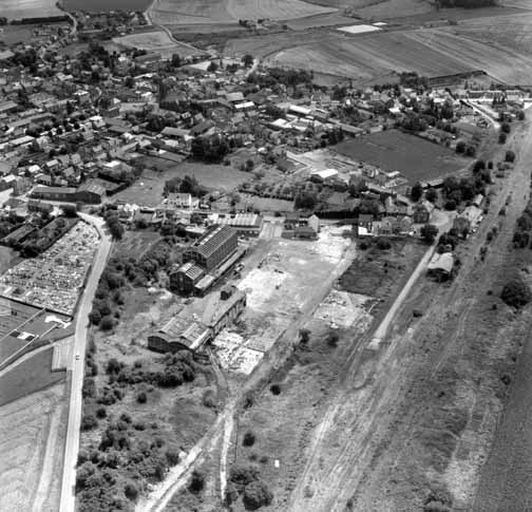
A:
76;181;106;204
211;213;264;237
413;201;434;224
282;213;319;240
357;214;374;236
31;185;77;202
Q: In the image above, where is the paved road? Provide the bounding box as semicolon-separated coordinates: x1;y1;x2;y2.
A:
59;215;111;512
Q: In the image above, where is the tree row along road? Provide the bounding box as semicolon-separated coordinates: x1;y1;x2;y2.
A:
59;214;112;512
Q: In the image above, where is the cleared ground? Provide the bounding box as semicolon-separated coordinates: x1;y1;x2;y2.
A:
0;380;68;512
150;0;336;26
333;130;469;184
1;0;62;19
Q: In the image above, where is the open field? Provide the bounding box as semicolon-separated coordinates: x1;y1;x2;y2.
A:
334;130;469;184
0;347;66;407
150;0;336;27
225;24;532;85
113;30;200;58
62;0;152;11
1;0;62;19
114;230;161;259
0;380;68;512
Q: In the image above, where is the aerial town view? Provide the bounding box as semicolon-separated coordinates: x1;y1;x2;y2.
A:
1;0;532;511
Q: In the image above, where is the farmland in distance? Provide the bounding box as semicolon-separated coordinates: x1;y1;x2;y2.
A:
62;0;152;12
333;130;470;184
150;0;336;27
2;0;62;20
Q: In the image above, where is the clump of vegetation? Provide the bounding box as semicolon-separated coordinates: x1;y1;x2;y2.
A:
243;431;256;447
188;469;205;494
227;464;273;510
501;278;531;309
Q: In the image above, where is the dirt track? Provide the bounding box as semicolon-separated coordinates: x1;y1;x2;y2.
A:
285;119;532;512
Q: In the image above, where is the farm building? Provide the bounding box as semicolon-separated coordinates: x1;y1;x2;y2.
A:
76;181;106;204
147;286;246;354
428;252;454;281
183;225;238;272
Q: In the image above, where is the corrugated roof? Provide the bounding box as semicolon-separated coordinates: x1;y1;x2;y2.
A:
190;225;236;260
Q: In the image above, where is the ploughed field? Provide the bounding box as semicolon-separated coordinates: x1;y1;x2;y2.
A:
260;27;532;84
62;0;152;11
2;0;62;19
150;0;336;26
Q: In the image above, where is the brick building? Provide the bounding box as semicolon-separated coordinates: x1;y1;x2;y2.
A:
183;225;238;272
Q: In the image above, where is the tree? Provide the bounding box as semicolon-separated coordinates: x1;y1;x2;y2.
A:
171;53;181;68
136;391;147;403
188;470;205;494
242;54;254;68
207;61;218;72
243;431;256;447
505;150;516;163
124;481;139;501
81;413;98;431
425;188;438;203
501;122;511;134
100;315;115;331
501;278;531;308
295;191;317;210
420;224;438;244
455;141;466;154
410;182;423;202
299;328;310;344
498;132;507;144
243;480;273;510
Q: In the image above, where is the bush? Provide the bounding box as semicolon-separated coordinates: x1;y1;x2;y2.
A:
505;150;516;163
498;132;507;144
243;480;273;510
88;309;101;326
327;331;340;347
81;413;98;431
270;384;281;395
376;237;391;250
96;406;107;419
124;481;139;501
188;469;205;494
136;391;147;404
202;389;217;408
243;431;256;447
501;278;531;308
100;315;115;331
165;446;180;465
420;224;438;245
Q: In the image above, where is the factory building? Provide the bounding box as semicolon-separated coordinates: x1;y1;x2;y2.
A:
183;225;238;272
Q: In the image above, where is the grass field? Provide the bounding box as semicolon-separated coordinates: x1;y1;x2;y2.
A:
115;160;249;205
1;0;62;19
113;30;200;58
151;0;336;26
0;381;68;512
334;130;469;184
0;347;66;407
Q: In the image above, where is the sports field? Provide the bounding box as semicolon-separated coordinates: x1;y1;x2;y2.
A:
334;130;469;184
150;0;336;26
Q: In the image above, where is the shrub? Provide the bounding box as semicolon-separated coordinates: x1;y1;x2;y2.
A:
188;469;205;494
96;406;107;419
299;328;310;344
243;480;273;510
165;446;180;465
270;384;281;395
124;481;139;501
505;150;516;163
100;315;115;331
202;389;217;408
501;278;531;308
498;132;507;144
376;237;391;250
327;331;340;347
81;413;98;431
88;309;101;326
136;391;147;404
243;431;256;447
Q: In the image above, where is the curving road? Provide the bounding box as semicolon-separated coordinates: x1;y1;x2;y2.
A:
59;214;112;512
